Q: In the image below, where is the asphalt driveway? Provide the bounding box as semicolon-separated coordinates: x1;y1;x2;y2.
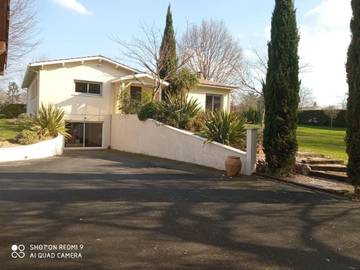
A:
0;150;359;270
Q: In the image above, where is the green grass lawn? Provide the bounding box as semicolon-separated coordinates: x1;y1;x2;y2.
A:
297;125;347;162
0;118;23;141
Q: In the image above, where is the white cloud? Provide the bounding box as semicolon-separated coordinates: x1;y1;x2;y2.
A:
299;0;352;106
53;0;92;15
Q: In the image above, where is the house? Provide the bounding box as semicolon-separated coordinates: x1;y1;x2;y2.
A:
0;0;10;75
22;55;237;149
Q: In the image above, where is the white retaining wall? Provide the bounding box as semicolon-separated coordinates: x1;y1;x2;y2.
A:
111;115;257;175
0;135;64;162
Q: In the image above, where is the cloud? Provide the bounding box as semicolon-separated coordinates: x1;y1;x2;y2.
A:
261;0;351;106
299;0;352;106
53;0;92;15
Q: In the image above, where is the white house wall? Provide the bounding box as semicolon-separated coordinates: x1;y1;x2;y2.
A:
26;73;39;115
110;115;257;175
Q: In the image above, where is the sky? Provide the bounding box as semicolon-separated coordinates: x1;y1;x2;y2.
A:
7;0;354;106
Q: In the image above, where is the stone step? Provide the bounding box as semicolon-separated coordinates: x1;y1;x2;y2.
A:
297;152;325;158
309;170;349;182
301;158;344;165
309;164;347;172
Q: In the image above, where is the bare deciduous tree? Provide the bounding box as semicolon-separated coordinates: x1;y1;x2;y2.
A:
299;87;315;109
6;81;21;103
112;25;191;99
338;93;348;109
238;50;267;97
324;105;339;128
8;0;39;70
240;49;313;102
179;19;243;84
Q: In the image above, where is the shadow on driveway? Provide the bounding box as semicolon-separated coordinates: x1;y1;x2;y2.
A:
0;150;359;270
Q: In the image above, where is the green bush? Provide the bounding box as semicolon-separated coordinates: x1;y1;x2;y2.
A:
156;97;201;129
0;104;26;118
137;97;201;129
186;111;207;132
137;102;158;121
32;104;70;138
243;107;262;124
198;111;246;148
16;130;40;145
14;113;33;128
119;89;152;115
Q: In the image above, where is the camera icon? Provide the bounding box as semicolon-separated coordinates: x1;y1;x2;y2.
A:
11;244;26;259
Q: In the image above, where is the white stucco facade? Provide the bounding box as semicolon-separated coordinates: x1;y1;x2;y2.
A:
23;57;136;148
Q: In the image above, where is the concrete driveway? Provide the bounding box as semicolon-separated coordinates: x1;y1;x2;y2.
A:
0;150;359;270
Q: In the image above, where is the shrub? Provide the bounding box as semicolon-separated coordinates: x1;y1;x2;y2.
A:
119;88;153;115
0;104;26;118
137;102;158;121
16;130;40;145
198;111;246;148
297;109;346;128
32;104;70;138
156;97;200;129
119;90;141;114
186;111;207;132
14;113;33;128
243;107;262;124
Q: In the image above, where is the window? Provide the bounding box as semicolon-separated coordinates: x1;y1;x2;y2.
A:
75;81;102;95
88;83;101;94
130;86;142;101
206;95;222;111
65;122;103;148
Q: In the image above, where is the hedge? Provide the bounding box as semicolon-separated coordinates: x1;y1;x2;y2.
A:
0;104;26;118
297;110;346;128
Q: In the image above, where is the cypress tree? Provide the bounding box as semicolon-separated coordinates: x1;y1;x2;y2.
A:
346;0;360;192
159;4;177;80
263;0;300;175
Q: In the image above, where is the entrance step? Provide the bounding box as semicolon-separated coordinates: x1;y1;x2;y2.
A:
301;158;344;165
309;164;347;173
309;170;349;182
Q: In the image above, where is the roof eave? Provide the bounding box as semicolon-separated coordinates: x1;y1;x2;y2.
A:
197;83;238;91
27;55;140;73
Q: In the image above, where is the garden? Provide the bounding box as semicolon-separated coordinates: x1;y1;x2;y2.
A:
0;104;69;147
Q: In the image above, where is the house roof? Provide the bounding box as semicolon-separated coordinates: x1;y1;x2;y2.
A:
198;79;238;90
112;73;169;86
22;55;139;88
21;55;237;92
0;0;10;75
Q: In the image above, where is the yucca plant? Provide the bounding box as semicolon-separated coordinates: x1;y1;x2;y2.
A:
199;111;246;147
33;104;70;138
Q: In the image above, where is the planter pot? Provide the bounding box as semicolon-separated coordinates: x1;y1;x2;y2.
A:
225;156;242;177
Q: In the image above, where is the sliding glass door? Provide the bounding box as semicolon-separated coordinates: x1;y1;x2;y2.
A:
65;122;103;148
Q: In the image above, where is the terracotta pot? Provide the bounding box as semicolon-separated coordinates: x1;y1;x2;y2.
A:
225;156;242;177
